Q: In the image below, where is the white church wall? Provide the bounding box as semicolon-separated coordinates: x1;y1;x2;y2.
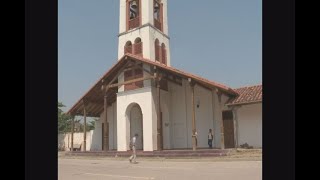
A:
212;91;221;148
237;103;262;148
119;0;126;34
159;89;170;149
118;26;152;59
193;85;215;148
91;120;102;151
162;0;169;35
142;0;153;25
98;103;117;150
168;80;188;149
149;28;171;66
168;79;227;149
117;87;155;151
184;81;192;148
151;87;158;150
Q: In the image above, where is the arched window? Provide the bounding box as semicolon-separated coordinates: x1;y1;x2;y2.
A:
124;41;133;54
134;37;143;57
154;0;163;31
127;0;141;30
155;39;160;61
161;43;167;65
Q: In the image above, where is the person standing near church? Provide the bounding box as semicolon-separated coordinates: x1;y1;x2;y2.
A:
208;129;214;149
129;133;138;163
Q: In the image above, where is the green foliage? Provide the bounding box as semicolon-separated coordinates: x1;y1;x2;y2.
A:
87;120;95;131
58;102;96;133
58;102;72;133
78;119;96;132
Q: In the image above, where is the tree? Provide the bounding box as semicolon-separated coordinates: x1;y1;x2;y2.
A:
78;119;96;132
87;119;96;131
58;102;72;133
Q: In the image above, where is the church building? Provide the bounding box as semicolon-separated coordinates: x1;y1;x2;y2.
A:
67;0;262;152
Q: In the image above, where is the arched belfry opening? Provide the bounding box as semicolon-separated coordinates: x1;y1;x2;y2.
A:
154;0;163;31
161;43;167;65
127;0;141;30
155;39;160;61
134;37;143;57
124;41;133;54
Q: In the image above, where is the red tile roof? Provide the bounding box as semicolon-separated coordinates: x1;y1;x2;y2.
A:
227;85;262;106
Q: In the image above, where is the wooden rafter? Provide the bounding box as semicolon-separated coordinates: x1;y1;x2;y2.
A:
108;75;156;88
101;61;132;90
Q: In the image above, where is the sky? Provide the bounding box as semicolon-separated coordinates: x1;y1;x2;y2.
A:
58;0;262;111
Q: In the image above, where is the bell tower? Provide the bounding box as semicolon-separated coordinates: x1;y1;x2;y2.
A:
118;0;171;66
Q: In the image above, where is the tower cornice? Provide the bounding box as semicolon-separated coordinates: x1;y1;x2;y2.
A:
118;23;170;40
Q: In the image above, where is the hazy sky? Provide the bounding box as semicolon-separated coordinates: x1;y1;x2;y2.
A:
58;0;262;111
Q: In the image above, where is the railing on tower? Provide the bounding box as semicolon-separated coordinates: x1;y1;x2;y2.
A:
129;17;140;30
154;19;162;31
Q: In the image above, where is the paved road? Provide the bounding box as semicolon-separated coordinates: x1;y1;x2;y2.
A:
59;158;262;180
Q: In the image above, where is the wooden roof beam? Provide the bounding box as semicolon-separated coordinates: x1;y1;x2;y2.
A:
108;76;156;89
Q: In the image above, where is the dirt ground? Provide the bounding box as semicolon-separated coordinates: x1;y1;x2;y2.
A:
222;148;262;161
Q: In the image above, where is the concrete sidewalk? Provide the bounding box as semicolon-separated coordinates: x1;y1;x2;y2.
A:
58;149;262;162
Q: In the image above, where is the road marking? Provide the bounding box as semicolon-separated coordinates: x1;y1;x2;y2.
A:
134;166;192;170
83;173;155;179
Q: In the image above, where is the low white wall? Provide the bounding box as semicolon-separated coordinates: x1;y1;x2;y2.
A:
58;131;93;151
237;103;262;148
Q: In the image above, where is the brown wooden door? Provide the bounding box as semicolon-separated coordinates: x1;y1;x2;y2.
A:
223;111;235;148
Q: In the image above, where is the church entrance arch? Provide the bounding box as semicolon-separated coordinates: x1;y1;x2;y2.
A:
126;103;143;150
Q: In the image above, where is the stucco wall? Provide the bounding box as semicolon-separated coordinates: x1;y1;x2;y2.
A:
117;87;156;151
149;27;171;66
237;103;262;148
167;79;227;149
58;131;93;151
118;26;152;59
118;0;171;66
118;26;170;66
91;120;102;151
119;0;169;35
98;103;118;150
92;103;117;150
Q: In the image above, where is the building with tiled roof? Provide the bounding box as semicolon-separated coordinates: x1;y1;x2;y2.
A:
66;0;262;152
228;85;262;106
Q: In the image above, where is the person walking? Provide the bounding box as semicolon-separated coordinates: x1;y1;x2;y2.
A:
129;133;138;163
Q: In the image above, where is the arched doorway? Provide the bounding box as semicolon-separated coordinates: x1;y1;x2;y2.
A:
129;104;143;150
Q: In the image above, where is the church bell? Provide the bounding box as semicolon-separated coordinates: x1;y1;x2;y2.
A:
154;3;160;11
131;0;138;9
